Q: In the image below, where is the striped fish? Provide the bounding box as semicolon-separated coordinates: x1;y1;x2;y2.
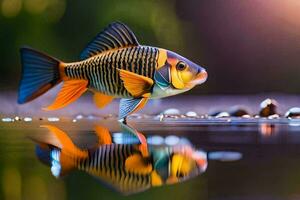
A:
34;124;207;195
18;22;207;119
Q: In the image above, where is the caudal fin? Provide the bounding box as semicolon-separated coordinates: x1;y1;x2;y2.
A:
18;47;61;104
34;125;89;177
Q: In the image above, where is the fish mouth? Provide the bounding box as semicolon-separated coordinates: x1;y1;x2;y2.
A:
193;69;208;85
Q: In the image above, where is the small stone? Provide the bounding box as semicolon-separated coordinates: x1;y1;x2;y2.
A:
229;107;249;117
14;116;21;121
215;112;230;118
259;98;278;117
209;111;222;117
268;114;280;119
75;114;84;120
47;117;60;122
285;107;300;119
1;118;14;122
242;114;251;118
162;108;180;115
185;111;198;118
24;117;32;122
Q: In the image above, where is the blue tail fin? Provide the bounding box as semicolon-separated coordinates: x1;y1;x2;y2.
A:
18;47;61;104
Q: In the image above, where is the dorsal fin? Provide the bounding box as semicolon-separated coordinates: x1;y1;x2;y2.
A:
80;22;140;60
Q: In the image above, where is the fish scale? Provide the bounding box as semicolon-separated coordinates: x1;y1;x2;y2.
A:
64;46;158;98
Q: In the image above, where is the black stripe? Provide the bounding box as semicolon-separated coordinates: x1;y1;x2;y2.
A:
98;54;105;90
102;52;109;93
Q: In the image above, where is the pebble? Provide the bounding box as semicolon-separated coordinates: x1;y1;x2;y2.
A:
259;98;278;117
162;108;180;115
215;112;230;118
285;107;300;119
24;117;32;122
229;107;249;117
185;111;198;118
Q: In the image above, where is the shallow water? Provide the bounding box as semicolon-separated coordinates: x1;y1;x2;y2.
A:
1;118;300;200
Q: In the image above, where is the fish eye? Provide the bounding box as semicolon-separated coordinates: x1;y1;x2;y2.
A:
176;61;187;71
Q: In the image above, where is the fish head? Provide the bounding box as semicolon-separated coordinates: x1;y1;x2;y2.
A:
156;49;207;91
165;146;207;185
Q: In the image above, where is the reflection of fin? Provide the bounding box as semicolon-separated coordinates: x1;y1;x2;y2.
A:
119;122;145;144
94;125;112;145
119;122;149;156
166;176;179;185
93;92;114;109
40;125;88;177
18;47;62;104
35;142;51;165
80;22;139;60
119;98;148;119
153;151;169;170
170;154;193;180
41;125;88;159
118;69;153;97
125;154;152;174
44;80;88;110
151;171;162;186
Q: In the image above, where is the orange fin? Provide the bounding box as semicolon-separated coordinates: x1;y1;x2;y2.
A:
125;154;152;174
137;132;149;157
151;171;163;186
94;125;112;145
44;80;88;110
118;69;153;97
41;125;88;159
93;92;114;109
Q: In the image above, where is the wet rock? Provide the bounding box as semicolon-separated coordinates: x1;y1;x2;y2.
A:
259;98;278;117
229;107;249;117
162;108;180;115
285;107;300;119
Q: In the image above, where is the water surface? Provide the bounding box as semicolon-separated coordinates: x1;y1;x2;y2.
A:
1;118;300;200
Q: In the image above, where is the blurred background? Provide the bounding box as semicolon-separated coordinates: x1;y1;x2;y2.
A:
1;0;300;94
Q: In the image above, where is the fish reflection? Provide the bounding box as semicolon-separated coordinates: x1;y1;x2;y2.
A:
32;123;207;195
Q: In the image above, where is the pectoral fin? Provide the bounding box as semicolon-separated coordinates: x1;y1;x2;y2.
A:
119;97;149;119
125;154;152;174
44;80;88;110
93;91;114;108
118;69;153;97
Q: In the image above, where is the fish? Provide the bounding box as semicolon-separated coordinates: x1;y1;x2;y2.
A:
32;123;207;195
18;22;207;119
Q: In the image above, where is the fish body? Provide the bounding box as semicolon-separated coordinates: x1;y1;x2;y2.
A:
64;46;158;98
18;22;207;119
34;124;207;195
